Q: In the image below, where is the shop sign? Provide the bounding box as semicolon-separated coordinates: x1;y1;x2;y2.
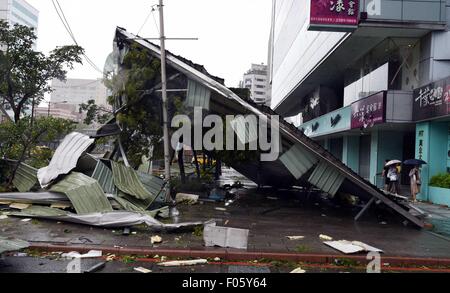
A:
351;91;386;129
413;77;450;121
309;0;359;31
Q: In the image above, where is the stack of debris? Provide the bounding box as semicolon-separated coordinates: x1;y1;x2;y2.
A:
0;132;203;230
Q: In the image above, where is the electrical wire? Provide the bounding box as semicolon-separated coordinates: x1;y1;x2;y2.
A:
137;4;159;36
51;0;103;74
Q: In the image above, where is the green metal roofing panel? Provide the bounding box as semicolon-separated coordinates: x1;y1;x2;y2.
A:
92;161;117;195
137;171;167;203
186;79;211;110
18;206;69;217
50;172;113;215
279;144;319;180
113;194;146;212
230;116;259;145
308;161;345;197
111;161;154;201
0;237;30;254
13;163;38;192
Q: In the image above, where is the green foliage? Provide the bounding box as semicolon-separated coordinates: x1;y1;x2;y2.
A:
430;173;450;189
79;99;112;125
0;116;74;184
0;20;84;123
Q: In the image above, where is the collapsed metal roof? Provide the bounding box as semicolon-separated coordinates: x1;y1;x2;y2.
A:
0;237;30;255
109;27;424;228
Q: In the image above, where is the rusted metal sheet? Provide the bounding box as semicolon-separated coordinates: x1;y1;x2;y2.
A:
38;132;95;188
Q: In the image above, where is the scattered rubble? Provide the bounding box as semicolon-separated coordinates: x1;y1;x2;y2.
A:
319;234;333;241
286;236;305;241
324;241;383;254
62;250;103;259
290;267;306;273
204;223;249;250
158;259;208;267
175;193;199;205
134;267;152;273
151;235;163;244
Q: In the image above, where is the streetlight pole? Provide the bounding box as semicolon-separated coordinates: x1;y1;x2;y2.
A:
158;0;171;201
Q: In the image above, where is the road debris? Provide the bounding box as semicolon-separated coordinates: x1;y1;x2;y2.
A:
286;236;305;240
151;235;162;244
0;215;8;220
20;218;32;222
290;267;306;273
213;257;221;262
134;267;152;273
204;224;249;250
62;250;103;259
175;193;199;205
158;259;208;267
324;240;383;254
84;262;106;273
215;207;227;212
319;234;333;241
9;203;30;210
0;237;30;254
106;254;116;262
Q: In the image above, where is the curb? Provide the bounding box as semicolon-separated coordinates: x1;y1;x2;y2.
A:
28;243;450;267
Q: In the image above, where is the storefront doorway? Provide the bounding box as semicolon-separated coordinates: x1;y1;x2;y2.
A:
359;135;371;180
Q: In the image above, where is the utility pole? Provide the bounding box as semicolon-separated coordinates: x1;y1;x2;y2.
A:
158;0;172;201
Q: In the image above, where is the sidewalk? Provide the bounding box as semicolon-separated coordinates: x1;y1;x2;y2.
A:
413;202;450;237
2;187;450;265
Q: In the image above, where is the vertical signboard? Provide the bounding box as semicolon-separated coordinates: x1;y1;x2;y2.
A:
309;0;359;31
351;91;386;129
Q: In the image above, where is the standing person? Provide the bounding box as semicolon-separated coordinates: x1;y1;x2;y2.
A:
409;165;421;202
382;159;391;191
388;164;400;195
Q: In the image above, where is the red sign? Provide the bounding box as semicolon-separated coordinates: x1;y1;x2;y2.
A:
310;0;359;31
351;91;386;130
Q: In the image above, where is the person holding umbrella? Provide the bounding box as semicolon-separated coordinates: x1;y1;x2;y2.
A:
404;159;427;202
385;160;402;195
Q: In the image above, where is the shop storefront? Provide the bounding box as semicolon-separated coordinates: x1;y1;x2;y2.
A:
414;76;450;207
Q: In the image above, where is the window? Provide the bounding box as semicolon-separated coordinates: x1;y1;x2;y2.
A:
256;85;265;89
255;91;265;95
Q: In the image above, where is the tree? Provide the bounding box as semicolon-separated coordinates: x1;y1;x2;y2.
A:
0;20;84;123
79;99;112;125
0;116;75;187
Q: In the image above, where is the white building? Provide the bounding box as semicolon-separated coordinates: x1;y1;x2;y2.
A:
0;0;39;122
50;78;109;109
240;64;269;105
0;0;38;31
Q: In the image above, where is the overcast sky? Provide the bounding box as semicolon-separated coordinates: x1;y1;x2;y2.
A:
27;0;272;87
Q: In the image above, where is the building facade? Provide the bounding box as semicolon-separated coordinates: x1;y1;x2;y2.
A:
33;103;81;122
240;64;270;105
0;0;38;30
50;78;109;108
269;0;450;206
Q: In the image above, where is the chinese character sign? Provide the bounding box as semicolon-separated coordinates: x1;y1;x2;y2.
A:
351;91;386;129
310;0;359;30
413;77;450;121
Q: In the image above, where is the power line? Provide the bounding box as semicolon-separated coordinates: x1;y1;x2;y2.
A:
137;4;160;36
51;0;103;74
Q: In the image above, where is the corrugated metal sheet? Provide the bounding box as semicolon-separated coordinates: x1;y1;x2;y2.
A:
111;161;154;201
0;192;69;204
13;163;38;192
112;194;145;212
19;206;69;217
38;132;95;188
137;171;167;204
308;161;345;197
0;237;30;254
92;161;117;195
230;116;258;145
186;79;211;110
279;144;319;180
50;172;113;215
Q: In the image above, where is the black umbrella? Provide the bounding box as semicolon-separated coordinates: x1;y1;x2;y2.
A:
404;159;427;166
